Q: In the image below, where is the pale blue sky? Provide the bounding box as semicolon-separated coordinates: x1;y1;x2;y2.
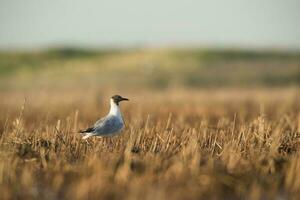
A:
0;0;300;50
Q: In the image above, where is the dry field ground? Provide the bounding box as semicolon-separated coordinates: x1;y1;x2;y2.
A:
0;88;300;200
0;49;300;199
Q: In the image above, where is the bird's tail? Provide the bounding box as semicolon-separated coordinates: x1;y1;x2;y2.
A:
78;127;95;139
81;133;93;140
79;127;95;134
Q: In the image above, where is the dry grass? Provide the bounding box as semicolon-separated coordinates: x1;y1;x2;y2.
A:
0;88;300;200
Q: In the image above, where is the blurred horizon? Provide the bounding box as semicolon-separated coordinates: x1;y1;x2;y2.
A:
1;47;299;91
1;1;300;91
1;0;300;50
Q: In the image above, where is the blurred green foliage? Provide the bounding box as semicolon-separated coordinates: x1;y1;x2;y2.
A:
0;48;299;89
0;48;115;76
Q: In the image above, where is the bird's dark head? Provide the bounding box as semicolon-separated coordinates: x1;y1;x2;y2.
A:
111;95;129;105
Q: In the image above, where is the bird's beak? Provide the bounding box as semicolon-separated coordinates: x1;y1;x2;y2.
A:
121;97;129;101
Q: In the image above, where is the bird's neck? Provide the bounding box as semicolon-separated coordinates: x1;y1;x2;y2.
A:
109;99;122;117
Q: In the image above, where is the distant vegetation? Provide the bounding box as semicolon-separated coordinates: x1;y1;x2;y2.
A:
0;48;299;90
0;48;116;76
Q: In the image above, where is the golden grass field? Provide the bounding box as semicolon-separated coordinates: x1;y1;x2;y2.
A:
0;49;300;199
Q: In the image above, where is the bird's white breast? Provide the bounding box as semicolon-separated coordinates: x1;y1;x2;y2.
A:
109;99;124;123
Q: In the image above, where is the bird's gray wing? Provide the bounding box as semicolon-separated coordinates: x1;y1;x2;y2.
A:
94;115;123;136
94;116;107;127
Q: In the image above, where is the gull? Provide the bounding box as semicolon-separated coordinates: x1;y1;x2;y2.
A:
79;95;129;139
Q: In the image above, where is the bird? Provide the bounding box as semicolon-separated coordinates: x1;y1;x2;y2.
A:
79;95;129;139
